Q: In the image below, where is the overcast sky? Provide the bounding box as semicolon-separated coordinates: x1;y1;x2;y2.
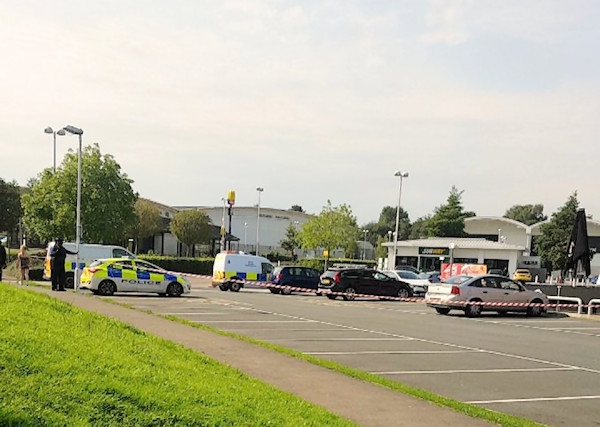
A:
2;0;599;225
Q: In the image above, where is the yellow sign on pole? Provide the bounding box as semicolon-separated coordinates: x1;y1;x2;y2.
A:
323;250;329;257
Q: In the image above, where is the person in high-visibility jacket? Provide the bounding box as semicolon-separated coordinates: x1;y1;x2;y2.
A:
50;238;78;291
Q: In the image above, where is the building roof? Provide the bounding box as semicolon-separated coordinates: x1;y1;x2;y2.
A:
465;216;529;230
382;237;526;251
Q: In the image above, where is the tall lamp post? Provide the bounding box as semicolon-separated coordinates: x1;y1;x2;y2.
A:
44;127;65;172
362;229;369;260
244;222;248;251
220;197;226;251
63;125;83;291
392;171;409;270
256;187;263;256
449;242;456;278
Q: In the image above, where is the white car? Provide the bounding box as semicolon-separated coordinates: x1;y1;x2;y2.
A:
385;270;430;296
425;274;549;317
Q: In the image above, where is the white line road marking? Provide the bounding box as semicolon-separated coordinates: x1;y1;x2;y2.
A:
162;312;225;315
373;367;579;375
233;306;600;374
546;327;600;330
305;350;477;355
192;320;315;323
467;395;600;404
293;338;414;341
225;328;349;332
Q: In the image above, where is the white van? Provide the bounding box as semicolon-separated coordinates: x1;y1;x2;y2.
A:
212;251;274;292
44;242;135;288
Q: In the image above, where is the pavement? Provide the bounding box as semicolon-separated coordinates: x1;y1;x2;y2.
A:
19;282;497;427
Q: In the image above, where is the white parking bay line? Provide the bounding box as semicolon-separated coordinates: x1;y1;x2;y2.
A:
373;367;579;375
195;320;314;323
306;350;477;356
546;327;600;330
295;338;414;341
467;395;600;404
162;312;225;315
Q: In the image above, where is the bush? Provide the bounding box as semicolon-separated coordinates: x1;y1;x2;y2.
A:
138;255;214;276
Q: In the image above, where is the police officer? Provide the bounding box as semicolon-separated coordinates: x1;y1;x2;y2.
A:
0;241;7;282
50;238;78;291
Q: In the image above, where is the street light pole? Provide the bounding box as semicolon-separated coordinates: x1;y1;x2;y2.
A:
256;187;263;256
362;229;368;260
244;222;248;251
44;127;65;172
220;197;226;252
392;171;408;270
63;125;83;291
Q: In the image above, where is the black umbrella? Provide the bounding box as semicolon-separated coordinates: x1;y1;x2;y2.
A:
563;208;591;278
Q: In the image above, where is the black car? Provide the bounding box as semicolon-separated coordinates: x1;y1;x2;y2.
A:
269;266;321;295
319;268;413;301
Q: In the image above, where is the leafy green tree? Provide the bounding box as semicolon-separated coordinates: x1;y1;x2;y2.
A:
280;223;300;259
504;204;547;225
534;192;579;272
427;187;475;237
170;209;212;256
129;199;163;242
22;144;136;243
0;178;22;235
297;201;359;268
409;215;432;239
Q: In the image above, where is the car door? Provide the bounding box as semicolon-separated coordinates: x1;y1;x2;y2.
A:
376;271;398;296
468;277;505;304
305;268;321;290
358;270;380;296
134;260;167;294
108;260;136;292
498;278;530;309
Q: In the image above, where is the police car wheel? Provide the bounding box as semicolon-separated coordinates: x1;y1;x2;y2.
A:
66;274;75;289
98;280;115;296
167;282;184;297
229;282;241;292
218;284;229;291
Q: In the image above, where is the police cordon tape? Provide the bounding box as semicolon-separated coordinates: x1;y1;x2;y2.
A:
105;262;600;310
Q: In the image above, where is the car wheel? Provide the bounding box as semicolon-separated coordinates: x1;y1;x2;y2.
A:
229;281;241;292
66;273;75;289
435;307;451;315
326;294;337;300
269;288;280;294
167;282;184;297
98;280;115;296
526;298;544;317
396;287;412;299
342;287;356;301
281;286;292;296
218;284;229;291
465;299;483;318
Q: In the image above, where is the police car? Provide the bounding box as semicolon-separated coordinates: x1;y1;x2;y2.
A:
80;258;190;297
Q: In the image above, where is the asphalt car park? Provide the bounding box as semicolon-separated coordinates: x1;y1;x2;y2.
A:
99;278;600;427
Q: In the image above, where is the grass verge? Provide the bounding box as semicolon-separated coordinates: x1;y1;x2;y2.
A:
0;283;356;427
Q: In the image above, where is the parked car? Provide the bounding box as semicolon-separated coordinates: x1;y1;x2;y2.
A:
319;268;413;301
80;258;190;297
385;270;430;296
268;266;321;295
395;264;420;274
425;275;548;317
488;268;505;276
512;269;533;283
420;271;441;283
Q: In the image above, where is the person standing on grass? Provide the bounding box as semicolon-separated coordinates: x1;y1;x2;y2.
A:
0;242;6;282
17;245;30;286
50;238;77;291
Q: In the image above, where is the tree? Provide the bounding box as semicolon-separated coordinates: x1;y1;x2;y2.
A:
290;205;305;213
280;223;300;259
409;216;432;239
504;204;547;226
297;201;359;267
21;144;137;243
129;199;163;242
427;187;475;237
0;178;22;234
534;192;579;273
170;209;212;256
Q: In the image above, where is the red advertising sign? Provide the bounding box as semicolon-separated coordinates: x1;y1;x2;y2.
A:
441;263;487;281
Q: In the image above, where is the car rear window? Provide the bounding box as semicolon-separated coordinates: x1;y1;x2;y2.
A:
321;270;338;279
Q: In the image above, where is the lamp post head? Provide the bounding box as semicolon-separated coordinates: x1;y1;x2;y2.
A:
44;127;53;134
449;242;456;250
57;129;66;136
394;171;409;178
63;125;83;135
256;187;263;192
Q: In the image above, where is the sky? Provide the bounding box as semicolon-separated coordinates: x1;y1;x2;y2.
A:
2;0;600;225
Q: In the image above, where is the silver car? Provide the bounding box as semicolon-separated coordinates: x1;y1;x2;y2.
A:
425;275;549;317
